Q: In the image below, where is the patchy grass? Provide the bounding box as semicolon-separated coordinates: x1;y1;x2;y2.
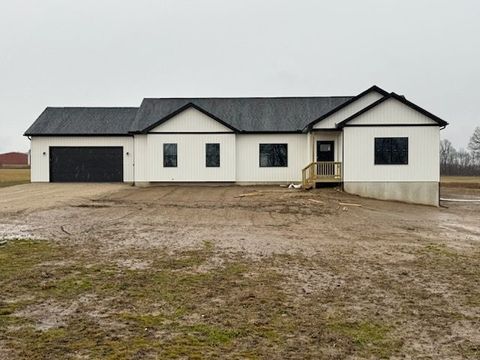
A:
326;319;400;358
0;240;290;358
422;243;460;258
0;168;30;187
0;239;479;358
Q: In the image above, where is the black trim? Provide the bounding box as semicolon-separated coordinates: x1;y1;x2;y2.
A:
304;85;389;131
148;131;234;134
140;103;240;133
148;131;302;134
336;93;449;128
27;131;303;136
310;128;342;131
343;124;441;127
240;130;303;134
24;134;133;137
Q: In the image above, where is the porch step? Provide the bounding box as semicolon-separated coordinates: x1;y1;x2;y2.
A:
303;181;315;190
302;161;342;189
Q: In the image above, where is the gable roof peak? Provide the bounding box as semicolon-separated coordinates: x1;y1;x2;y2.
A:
304;85;389;130
335;92;448;128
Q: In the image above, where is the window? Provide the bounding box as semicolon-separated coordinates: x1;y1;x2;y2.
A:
374;137;408;165
206;143;220;167
259;144;288;167
163;143;177;167
319;144;331;152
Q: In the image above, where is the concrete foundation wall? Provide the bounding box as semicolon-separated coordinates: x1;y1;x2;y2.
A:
343;182;439;206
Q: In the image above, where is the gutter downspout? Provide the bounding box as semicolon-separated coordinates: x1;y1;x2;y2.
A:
341;129;345;192
131;133;135;187
438;125;446;206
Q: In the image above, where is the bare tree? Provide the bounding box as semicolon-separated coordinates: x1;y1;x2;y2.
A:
468;126;480;165
440;139;453;168
456;149;472;168
440;129;480;175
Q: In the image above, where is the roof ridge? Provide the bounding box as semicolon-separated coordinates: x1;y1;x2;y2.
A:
45;106;139;109
141;96;354;100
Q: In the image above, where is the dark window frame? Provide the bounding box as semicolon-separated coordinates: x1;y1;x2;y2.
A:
374;137;409;165
206;143;220;168
163;143;177;167
259;143;288;167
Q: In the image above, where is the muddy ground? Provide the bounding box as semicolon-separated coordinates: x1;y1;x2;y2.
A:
0;183;479;359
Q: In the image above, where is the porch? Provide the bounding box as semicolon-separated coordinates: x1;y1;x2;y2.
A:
302;161;342;189
302;130;343;189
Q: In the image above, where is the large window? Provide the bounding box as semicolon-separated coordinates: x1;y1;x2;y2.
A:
206;143;220;167
163;143;177;167
374;137;408;165
259;144;288;167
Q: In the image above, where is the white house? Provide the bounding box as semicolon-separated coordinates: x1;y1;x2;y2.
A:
24;86;448;206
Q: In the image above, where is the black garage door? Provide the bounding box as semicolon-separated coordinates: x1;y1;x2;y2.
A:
50;147;123;182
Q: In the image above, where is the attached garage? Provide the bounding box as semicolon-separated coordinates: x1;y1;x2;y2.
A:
24;107;137;183
49;147;123;182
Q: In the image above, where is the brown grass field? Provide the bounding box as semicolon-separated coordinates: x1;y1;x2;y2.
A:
441;176;480;188
0;168;30;188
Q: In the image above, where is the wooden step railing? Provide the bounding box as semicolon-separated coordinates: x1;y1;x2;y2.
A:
302;161;342;188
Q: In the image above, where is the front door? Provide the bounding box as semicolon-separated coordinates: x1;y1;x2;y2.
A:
316;141;334;162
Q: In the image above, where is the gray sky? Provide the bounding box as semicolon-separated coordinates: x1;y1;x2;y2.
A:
1;0;479;153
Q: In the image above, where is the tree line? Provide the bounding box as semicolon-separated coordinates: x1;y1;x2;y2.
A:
440;127;480;176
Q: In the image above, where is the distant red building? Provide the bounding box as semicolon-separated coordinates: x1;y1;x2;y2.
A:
0;152;29;167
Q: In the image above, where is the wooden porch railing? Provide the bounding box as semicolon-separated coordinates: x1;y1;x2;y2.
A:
302;161;342;189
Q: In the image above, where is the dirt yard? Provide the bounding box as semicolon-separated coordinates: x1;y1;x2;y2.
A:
0;183;479;359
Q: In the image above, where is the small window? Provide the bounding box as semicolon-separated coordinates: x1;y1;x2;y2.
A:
375;137;408;165
163;143;177;167
206;143;220;167
259;144;288;167
319;144;331;152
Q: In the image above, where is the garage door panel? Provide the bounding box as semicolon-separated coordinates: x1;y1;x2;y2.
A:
50;147;123;182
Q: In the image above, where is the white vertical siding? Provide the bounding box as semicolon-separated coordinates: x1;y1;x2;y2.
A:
347;98;438;125
150;107;233;132
236;134;308;183
144;134;236;181
343;126;440;182
133;135;148;182
313;91;384;129
30;136;134;182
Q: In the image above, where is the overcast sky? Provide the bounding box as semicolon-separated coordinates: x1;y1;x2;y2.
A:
0;0;479;153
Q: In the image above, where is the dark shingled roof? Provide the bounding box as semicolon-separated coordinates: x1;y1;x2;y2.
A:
24;97;354;135
132;97;353;133
24;107;139;136
23;85;449;135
